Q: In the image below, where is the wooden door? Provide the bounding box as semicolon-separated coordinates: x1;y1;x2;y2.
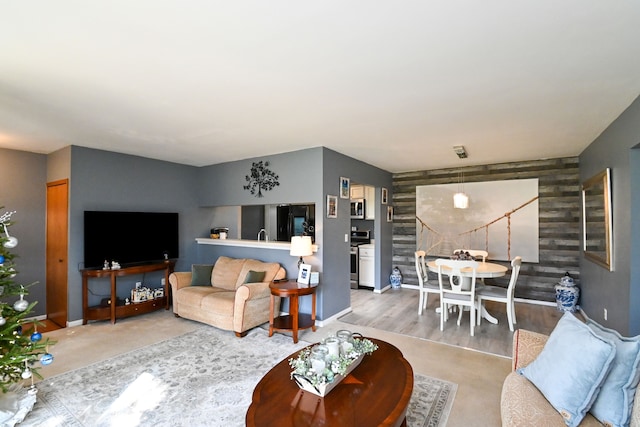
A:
46;179;68;328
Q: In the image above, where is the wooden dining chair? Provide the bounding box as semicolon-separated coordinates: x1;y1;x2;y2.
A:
415;251;440;315
435;258;479;336
476;256;522;331
453;249;488;262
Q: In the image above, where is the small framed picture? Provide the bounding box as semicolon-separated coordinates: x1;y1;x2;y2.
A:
340;177;350;199
327;195;338;218
387;205;394;222
381;187;388;205
297;263;312;284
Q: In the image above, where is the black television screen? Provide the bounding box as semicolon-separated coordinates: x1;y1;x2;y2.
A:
83;211;179;269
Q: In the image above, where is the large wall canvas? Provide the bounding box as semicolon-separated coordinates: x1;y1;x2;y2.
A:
416;179;539;262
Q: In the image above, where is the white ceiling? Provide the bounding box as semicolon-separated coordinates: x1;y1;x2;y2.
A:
2;1;640;173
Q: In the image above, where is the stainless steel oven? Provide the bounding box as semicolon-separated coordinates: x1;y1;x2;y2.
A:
350;245;359;289
350;230;371;289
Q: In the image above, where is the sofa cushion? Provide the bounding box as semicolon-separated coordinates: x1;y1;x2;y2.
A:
586;318;640;427
176;286;224;307
243;270;266;284
211;257;247;291
191;264;214;286
234;259;282;289
518;312;616;427
200;291;235;315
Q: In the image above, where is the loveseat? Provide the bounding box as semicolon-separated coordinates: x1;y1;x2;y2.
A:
169;256;286;337
501;315;640;427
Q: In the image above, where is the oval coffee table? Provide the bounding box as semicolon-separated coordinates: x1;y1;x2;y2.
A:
246;338;414;427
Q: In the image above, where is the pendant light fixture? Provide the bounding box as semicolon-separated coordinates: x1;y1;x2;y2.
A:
452;146;469;209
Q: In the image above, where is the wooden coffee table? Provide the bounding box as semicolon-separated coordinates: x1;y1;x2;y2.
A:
246;338;414;427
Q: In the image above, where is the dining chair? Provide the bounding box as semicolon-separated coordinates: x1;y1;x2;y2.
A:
453;249;488;262
435;258;479;336
415;251;440;315
476;256;522;331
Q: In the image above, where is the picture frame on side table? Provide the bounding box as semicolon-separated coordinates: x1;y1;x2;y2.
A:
297;264;312;284
340;177;350;199
381;187;388;204
387;205;394;222
327;195;338;218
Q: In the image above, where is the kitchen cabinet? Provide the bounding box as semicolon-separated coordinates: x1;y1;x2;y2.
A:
350;185;365;199
364;186;375;220
358;245;375;288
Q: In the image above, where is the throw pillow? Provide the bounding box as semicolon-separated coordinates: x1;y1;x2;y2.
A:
518;312;616;427
191;264;214;286
243;270;266;284
586;318;640;427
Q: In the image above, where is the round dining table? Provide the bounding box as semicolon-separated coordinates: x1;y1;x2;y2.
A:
426;260;508;324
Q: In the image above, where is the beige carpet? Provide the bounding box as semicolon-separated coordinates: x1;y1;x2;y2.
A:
35;310;510;426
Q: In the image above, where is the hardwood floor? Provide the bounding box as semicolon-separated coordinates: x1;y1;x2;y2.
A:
340;287;563;357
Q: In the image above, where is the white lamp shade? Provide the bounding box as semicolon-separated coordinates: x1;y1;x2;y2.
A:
290;236;313;257
453;192;469;209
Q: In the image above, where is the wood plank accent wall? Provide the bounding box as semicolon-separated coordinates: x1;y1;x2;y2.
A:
392;157;580;302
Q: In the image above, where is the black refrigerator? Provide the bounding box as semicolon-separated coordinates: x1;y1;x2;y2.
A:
276;204;315;242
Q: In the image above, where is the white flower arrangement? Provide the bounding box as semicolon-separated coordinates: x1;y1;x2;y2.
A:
289;336;378;391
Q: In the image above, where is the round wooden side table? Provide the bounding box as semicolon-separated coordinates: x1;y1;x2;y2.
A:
269;280;317;343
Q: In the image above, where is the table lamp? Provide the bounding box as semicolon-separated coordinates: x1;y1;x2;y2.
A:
290;236;313;269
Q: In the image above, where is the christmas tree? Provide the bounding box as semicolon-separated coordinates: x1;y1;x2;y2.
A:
0;209;54;394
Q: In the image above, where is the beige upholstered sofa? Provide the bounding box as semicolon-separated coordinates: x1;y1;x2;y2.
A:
501;329;640;426
169;256;286;337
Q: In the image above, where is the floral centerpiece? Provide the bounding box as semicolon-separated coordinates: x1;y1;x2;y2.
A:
289;330;378;396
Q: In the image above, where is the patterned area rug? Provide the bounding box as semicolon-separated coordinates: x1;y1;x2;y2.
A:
21;327;456;427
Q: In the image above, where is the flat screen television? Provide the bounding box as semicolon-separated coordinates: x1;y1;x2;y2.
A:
83;211;179;269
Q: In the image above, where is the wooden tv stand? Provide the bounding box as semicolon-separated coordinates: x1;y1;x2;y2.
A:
81;260;176;325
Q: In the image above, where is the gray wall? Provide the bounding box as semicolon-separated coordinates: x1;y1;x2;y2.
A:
64;146;203;321
579;95;640;335
392;158;581;301
0;148;47;316
196;147;392;320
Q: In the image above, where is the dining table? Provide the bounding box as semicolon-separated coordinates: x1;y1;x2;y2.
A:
426;260;508;324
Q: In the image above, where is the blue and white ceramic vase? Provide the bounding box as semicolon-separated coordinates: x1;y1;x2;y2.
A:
390;267;402;288
555;272;579;313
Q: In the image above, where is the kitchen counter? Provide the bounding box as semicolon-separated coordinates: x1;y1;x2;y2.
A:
196;238;318;252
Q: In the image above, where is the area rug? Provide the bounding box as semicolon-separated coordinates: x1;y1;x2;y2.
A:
21;327;456;427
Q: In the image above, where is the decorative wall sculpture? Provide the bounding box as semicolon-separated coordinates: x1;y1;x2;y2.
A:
243;161;280;197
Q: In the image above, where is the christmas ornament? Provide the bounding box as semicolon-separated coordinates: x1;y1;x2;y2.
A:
0;316;5;326
31;331;42;342
14;293;29;311
2;224;18;248
40;353;54;366
21;368;31;379
0;254;4;264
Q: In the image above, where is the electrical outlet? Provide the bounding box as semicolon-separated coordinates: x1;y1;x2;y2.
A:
345;233;348;243
604;308;608;321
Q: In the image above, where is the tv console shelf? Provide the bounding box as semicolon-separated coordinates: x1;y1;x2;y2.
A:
81;260;176;325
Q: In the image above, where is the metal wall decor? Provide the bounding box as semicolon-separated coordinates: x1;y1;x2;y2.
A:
244;161;280;197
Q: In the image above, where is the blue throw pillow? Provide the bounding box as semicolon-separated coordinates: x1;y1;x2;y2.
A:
518;312;616;427
191;264;213;286
586;318;640;427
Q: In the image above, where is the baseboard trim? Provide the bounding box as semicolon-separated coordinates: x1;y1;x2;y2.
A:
315;306;352;327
